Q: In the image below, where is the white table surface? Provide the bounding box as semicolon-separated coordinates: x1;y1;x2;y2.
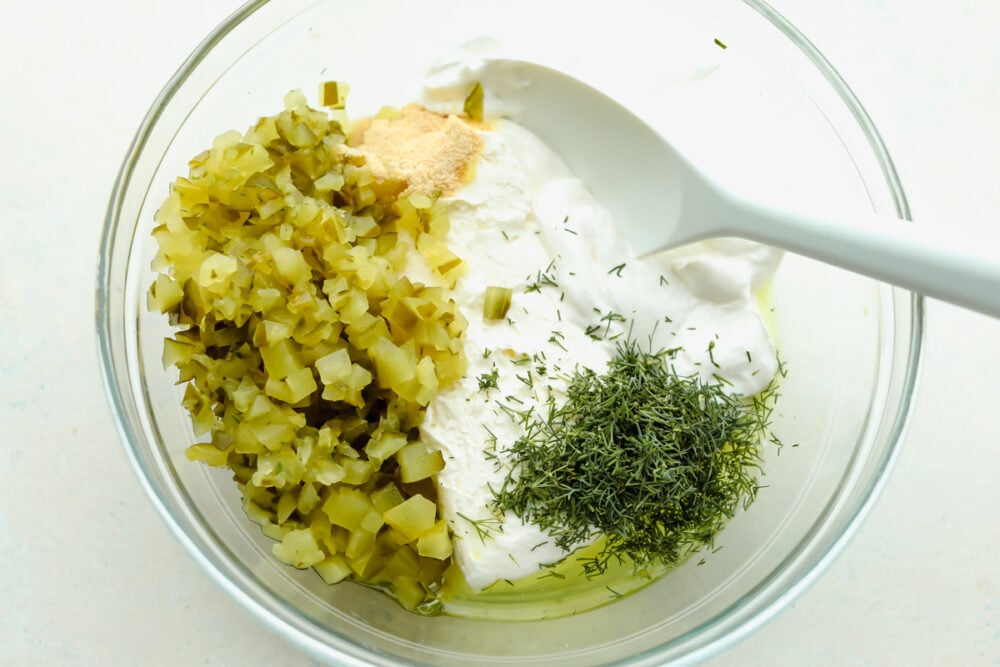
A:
2;1;997;665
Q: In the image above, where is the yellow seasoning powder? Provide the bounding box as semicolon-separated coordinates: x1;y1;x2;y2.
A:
350;104;482;197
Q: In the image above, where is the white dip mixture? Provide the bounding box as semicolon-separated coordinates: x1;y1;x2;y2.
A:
411;70;782;590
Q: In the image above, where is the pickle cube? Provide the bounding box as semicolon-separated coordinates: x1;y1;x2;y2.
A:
272;528;325;569
397;442;445;483
383;494;437;542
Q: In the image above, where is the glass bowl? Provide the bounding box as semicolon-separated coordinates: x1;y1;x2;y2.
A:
98;0;922;664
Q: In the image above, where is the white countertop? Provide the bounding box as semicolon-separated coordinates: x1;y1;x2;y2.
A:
1;1;997;665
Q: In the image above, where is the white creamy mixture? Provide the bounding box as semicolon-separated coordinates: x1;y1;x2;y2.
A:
408;79;781;589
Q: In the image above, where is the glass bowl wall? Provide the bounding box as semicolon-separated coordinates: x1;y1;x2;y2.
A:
98;1;921;664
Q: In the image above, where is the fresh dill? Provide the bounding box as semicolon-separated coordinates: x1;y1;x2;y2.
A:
525;260;559;293
707;340;720;369
457;512;502;543
548;329;568;351
712;373;734;387
537;570;566;580
483;424;498;449
608;262;627;277
516;371;535;389
492;337;782;577
477;366;499;392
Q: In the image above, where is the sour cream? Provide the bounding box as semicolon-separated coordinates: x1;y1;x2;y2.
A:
414;113;781;589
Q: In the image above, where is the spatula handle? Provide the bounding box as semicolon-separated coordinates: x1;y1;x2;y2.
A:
729;198;1000;318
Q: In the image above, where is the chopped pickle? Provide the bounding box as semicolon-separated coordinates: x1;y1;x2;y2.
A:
383;494;438;541
417;519;453;560
273;529;326;569
320;80;350;109
397;441;445;483
463;81;484;123
150;89;469;614
314;554;353;584
482;286;512;320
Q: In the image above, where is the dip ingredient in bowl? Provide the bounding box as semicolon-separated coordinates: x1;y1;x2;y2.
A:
493;338;780;577
150;80;784;617
149;89;474;613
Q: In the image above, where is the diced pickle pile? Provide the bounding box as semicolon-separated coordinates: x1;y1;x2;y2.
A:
148;90;469;613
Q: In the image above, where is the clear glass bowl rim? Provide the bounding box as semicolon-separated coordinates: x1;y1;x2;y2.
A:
96;0;925;664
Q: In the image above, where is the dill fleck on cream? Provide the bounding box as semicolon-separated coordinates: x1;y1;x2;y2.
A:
477;366;499;392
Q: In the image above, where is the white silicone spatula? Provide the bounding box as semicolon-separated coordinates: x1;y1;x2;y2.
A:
497;60;1000;318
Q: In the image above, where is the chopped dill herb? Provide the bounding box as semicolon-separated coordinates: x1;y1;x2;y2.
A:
477;366;499;392
712;373;734;387
600;310;627;339
538;570;566;580
707;340;720;369
606;586;623;599
483;424;498;449
608;262;627;277
548;329;568;351
714;37;728;49
525;263;559;293
457;512;502;543
492;338;782;577
659;274;669;286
